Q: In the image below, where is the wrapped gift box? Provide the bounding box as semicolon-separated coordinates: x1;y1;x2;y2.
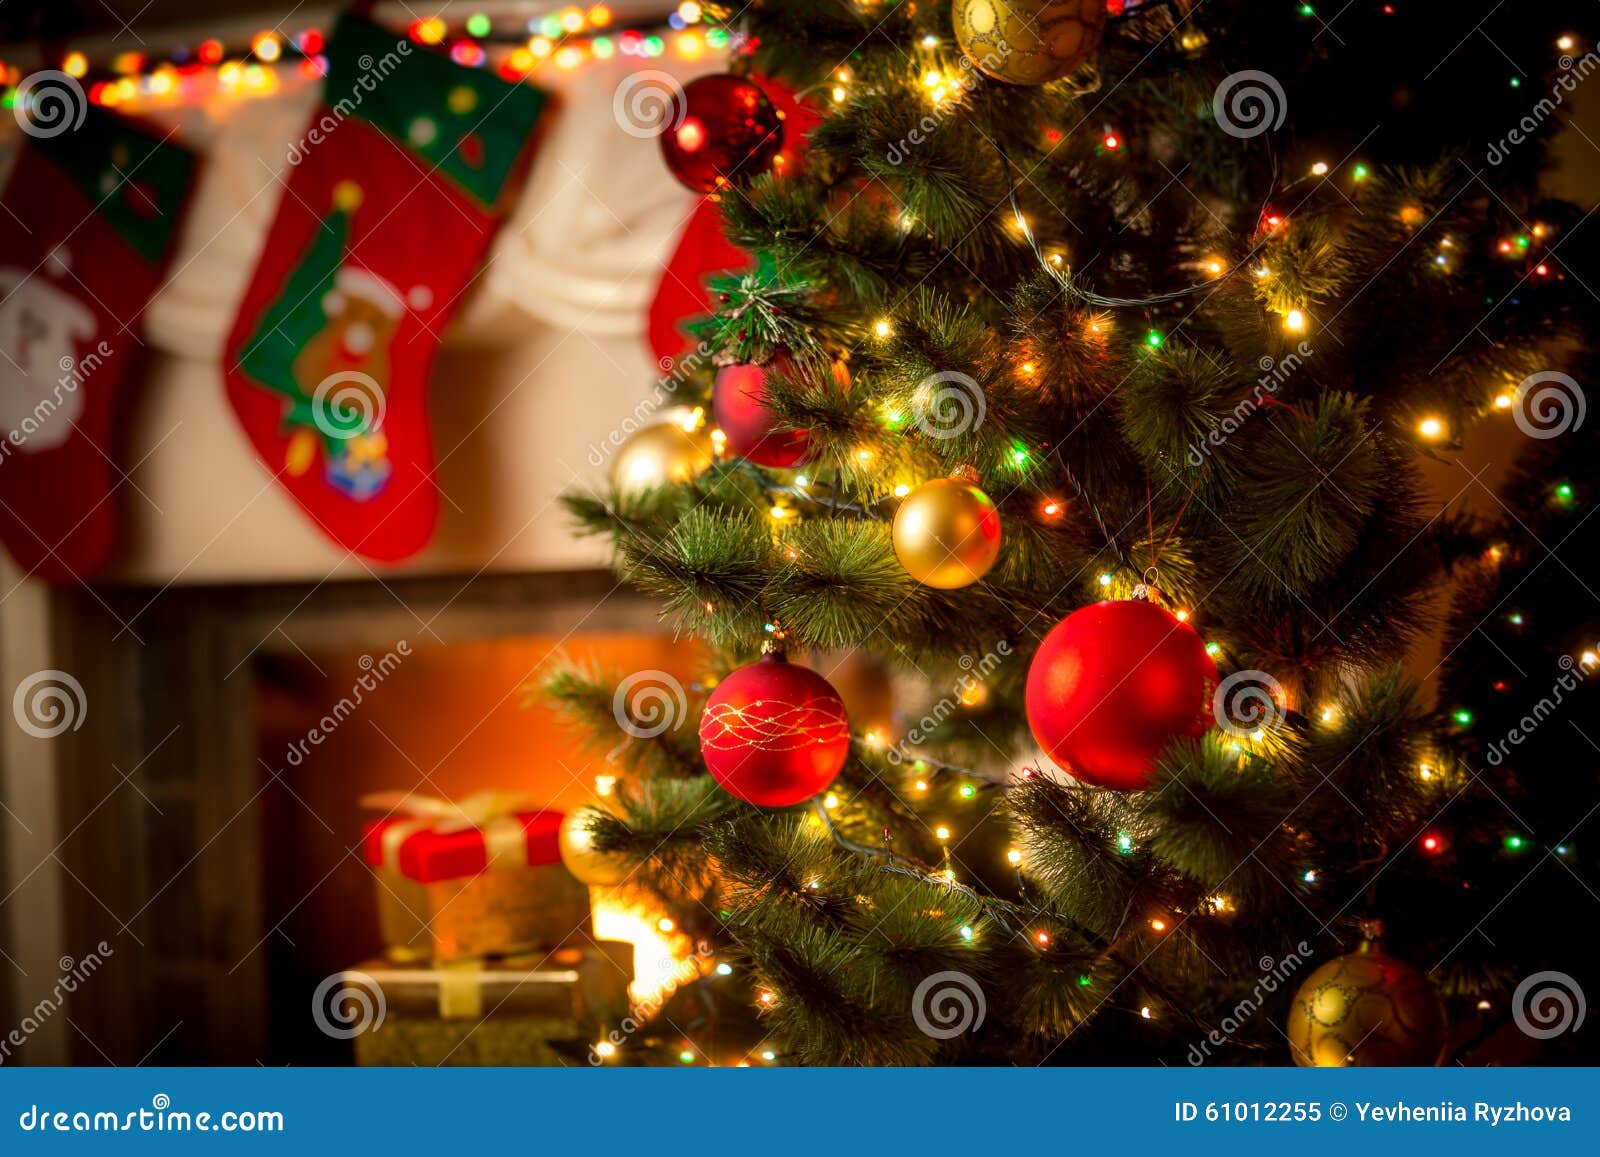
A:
349;943;634;1066
362;794;592;962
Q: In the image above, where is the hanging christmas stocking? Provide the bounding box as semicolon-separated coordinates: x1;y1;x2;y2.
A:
224;13;548;560
0;104;195;583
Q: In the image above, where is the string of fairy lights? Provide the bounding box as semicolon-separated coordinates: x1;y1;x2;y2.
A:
0;4;725;111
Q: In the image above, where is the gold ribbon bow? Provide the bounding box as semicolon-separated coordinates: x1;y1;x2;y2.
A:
362;791;537;874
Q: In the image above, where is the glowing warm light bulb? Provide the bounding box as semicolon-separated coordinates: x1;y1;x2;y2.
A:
1494;392;1513;410
893;483;911;498
1284;308;1307;333
63;52;89;78
1320;705;1337;724
595;1040;617;1058
769;505;789;520
914;779;929;792
1558;35;1575;51
1206;259;1224;275
657;917;675;932
1098;573;1113;587
1040;499;1062;518
1150;918;1167;933
1418;416;1444;439
935;826;951;841
1007;848;1023;865
1311;161;1329;175
1035;930;1051;946
1174;609;1190;622
1141;1006;1152;1019
1422;834;1440;852
758;990;775;1005
823;793;840;810
1020;361;1036;375
1418;763;1434;780
874;319;892;338
252;31;282;62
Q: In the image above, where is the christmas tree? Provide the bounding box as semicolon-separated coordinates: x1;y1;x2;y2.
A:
552;0;1597;1065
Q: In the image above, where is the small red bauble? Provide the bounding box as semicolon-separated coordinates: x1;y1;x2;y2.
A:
700;653;850;807
1025;598;1218;791
713;355;810;468
660;74;785;194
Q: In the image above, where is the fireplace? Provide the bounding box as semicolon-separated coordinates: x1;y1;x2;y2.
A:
26;569;696;1064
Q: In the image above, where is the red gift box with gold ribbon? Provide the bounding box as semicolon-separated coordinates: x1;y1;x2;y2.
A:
360;793;592;962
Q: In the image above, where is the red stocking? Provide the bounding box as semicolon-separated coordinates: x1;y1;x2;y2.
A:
223;14;548;561
0;106;195;582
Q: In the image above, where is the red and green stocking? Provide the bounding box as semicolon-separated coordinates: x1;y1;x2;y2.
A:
223;13;547;561
0;106;194;582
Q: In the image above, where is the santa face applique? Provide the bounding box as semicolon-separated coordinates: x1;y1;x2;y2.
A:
0;263;98;454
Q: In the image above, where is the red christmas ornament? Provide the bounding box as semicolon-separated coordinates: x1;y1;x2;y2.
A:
700;652;850;807
1025;598;1218;791
713;354;811;468
661;74;785;194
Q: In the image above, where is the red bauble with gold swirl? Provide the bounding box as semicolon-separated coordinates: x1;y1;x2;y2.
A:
699;652;850;807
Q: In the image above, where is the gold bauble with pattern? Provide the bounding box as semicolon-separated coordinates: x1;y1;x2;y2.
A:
609;421;714;499
558;807;633;887
953;0;1106;86
1286;921;1447;1066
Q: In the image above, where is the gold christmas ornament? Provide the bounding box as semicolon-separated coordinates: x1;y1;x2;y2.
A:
609;422;714;498
558;807;633;887
892;469;1003;589
953;0;1106;86
1286;921;1447;1066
